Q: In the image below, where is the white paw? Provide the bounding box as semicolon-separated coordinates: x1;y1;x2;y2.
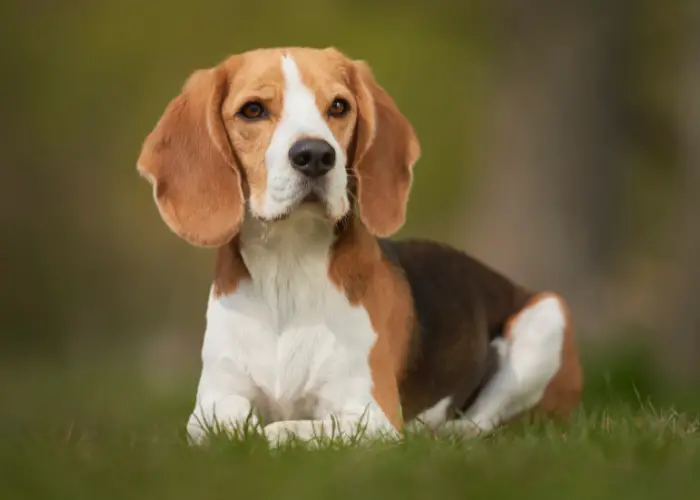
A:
376;427;402;442
264;419;401;448
434;419;483;440
187;413;261;445
263;420;352;448
264;421;311;448
186;422;209;446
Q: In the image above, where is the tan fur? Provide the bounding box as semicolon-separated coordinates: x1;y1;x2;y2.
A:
329;219;415;429
534;295;583;418
137;58;245;247
212;235;250;297
347;56;421;237
292;48;358;154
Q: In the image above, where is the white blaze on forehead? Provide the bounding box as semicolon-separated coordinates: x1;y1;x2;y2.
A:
256;54;348;220
278;55;340;142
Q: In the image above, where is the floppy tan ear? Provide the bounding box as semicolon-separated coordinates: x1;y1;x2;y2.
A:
350;60;421;237
137;59;244;247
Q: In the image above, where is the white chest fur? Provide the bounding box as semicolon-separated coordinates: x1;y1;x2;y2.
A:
187;207;388;443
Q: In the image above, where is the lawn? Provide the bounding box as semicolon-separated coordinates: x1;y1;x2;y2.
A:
1;352;699;500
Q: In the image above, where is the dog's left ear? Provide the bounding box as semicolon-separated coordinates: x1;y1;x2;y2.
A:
349;59;421;237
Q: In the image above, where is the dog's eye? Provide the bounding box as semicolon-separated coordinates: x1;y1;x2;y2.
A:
237;101;267;120
328;98;350;118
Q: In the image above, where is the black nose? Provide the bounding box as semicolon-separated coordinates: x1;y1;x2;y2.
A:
288;139;336;178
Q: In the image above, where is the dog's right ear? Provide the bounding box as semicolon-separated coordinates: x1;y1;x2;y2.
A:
137;57;244;247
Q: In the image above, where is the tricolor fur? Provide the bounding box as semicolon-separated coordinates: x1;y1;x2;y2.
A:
137;47;582;446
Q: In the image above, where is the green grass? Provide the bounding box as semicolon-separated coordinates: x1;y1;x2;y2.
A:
2;354;700;500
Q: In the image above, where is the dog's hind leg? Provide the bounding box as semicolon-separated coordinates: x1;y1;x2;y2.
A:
438;293;582;437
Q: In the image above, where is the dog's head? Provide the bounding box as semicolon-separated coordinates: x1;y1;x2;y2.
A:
137;47;420;247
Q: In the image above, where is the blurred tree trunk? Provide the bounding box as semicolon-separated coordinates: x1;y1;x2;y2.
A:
458;1;631;336
658;3;700;383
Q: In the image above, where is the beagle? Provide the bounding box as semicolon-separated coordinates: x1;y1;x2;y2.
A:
137;47;582;446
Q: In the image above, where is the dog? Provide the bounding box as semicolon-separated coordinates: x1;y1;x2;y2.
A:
137;46;582;446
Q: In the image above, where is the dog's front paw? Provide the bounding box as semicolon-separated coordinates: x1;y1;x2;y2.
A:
264;421;304;448
187;412;262;445
264;420;332;448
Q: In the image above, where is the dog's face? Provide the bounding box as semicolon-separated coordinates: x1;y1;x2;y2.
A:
138;47;420;247
223;49;357;222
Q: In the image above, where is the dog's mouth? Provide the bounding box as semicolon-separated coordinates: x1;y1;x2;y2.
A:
255;191;328;223
302;192;321;204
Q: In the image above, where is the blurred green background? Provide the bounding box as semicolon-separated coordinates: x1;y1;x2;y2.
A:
2;0;700;438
